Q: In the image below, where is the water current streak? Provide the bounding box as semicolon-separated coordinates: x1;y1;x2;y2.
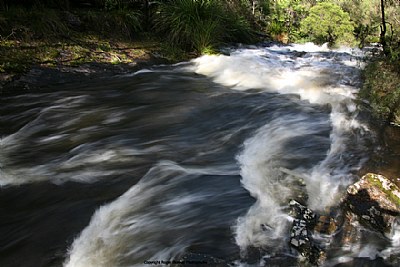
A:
1;43;393;267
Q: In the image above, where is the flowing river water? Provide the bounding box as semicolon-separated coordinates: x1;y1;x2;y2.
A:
1;43;399;267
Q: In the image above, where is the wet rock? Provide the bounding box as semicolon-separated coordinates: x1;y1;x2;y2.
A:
314;215;338;235
289;199;317;225
345;173;400;234
340;212;362;246
290;218;312;248
288;200;324;265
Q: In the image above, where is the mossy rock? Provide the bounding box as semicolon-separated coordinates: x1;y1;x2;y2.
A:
364;173;400;207
346;173;400;233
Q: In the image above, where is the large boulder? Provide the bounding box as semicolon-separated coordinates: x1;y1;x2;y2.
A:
345;173;400;234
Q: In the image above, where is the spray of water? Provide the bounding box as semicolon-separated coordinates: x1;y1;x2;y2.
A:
64;161;198;267
188;44;371;256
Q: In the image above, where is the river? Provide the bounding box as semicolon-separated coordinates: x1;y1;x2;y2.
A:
0;43;399;266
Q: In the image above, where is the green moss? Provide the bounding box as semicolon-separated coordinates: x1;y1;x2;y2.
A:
0;41;35;73
97;42;112;52
364;173;400;207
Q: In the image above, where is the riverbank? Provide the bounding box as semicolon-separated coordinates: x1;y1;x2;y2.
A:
360;58;400;126
0;1;260;94
358;56;400;183
0;4;212;94
0;35;193;94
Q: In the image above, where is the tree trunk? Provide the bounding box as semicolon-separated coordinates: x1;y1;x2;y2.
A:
380;0;389;55
144;0;150;31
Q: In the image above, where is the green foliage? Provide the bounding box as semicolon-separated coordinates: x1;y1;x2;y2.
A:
360;60;400;125
383;1;400;59
222;7;255;43
155;0;223;53
104;0;120;11
342;0;381;40
154;0;254;54
300;2;355;46
266;0;309;43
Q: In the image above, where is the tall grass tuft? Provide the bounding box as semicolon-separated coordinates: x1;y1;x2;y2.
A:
82;9;142;39
0;6;69;40
154;0;254;54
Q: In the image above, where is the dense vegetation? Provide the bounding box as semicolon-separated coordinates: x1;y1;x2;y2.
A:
1;0;399;54
0;0;399;124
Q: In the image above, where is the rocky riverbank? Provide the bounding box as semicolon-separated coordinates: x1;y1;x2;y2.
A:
0;55;171;95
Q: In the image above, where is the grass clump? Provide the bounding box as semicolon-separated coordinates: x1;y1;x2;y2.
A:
154;0;255;54
81;9;142;40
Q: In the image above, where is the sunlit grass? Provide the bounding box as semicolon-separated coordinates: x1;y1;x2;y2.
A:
0;36;161;74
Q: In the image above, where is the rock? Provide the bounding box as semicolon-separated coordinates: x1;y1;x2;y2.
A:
288;200;325;265
288;219;325;265
290;218;312;248
345;173;400;234
314;215;338;235
289;199;316;225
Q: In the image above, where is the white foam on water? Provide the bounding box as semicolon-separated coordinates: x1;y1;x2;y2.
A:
63;161;235;267
188;44;363;107
207;43;371;255
64;162;190;267
234;115;318;251
379;220;400;263
305;104;368;210
0;118;44;186
288;42;330;52
0;117;168;185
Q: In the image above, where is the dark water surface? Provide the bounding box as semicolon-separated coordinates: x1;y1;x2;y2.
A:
1;43;398;267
